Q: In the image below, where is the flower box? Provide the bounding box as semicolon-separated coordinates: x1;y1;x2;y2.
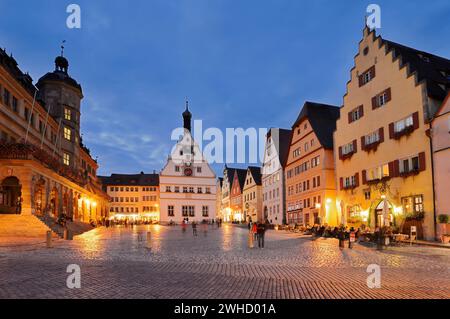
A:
399;169;420;178
393;125;415;140
364;140;380;152
341;151;355;160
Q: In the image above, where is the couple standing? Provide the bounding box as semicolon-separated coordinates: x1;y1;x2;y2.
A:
248;221;267;248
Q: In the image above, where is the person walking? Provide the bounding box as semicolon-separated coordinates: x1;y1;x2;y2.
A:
252;222;258;242
257;221;266;248
192;221;198;236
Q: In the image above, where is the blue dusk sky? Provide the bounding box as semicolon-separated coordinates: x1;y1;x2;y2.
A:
0;1;449;176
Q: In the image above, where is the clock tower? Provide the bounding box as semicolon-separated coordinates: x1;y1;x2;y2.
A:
159;103;217;224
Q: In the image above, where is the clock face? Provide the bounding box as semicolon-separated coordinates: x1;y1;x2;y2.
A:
184;167;193;176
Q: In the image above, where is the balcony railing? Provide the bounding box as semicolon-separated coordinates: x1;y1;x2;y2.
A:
0;142;87;186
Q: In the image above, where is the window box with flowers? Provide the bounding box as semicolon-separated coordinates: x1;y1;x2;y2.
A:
362;128;384;153
399;169;419;178
393;125;415;139
339;140;357;161
340;173;359;191
364;140;381;152
398;153;425;178
390;112;419;140
405;211;425;222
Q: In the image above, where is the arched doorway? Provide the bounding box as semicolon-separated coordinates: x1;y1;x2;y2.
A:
374;199;394;227
0;176;22;214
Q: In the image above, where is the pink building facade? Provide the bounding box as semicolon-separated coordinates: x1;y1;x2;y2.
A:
432;93;450;240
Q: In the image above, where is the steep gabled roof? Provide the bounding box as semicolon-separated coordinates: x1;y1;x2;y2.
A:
291;101;340;149
247;166;262;185
382;39;450;101
231;168;248;191
98;173;159;187
223;166;236;184
433;91;450;119
266;128;292;168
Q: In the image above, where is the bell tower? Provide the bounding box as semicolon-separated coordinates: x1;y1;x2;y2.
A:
36;43;83;169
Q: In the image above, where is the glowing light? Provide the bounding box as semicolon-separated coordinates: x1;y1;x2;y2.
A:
326;198;332;204
92;201;97;207
381;195;386;199
393;206;403;215
315;203;322;209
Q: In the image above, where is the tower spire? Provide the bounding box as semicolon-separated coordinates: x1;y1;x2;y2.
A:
182;99;192;133
60;40;66;57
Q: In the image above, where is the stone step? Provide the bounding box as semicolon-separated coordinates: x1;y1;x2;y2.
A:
0;214;58;238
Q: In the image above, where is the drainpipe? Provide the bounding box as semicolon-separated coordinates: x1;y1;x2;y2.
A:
427;122;437;240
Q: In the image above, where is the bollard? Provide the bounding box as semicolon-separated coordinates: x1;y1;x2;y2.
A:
339;239;345;248
349;232;355;249
46;230;52;248
63;228;69;240
146;231;151;248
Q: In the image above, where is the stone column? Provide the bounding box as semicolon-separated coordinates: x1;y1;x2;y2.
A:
20;171;33;216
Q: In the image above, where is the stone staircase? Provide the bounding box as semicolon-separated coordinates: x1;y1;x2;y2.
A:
0;214;58;238
35;214;65;238
0;214;96;240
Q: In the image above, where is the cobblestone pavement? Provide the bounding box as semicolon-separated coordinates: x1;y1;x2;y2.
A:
0;224;449;299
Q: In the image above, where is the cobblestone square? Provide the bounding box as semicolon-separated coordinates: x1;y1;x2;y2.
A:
0;224;449;299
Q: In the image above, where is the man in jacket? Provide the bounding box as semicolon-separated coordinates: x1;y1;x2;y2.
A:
257;222;266;248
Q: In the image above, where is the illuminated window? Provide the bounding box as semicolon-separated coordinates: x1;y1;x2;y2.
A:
64;127;71;141
368;164;390;181
63;152;70;166
402;195;423;215
64;108;71;120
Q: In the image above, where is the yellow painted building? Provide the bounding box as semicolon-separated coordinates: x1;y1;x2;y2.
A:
242;166;262;223
285;102;340;226
334;27;450;240
99;173;160;222
0;48;109;235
